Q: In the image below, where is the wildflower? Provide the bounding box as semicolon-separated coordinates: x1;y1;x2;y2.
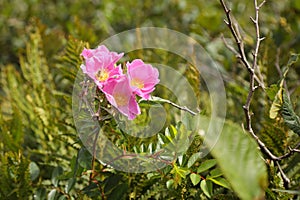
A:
102;76;141;120
126;59;159;99
80;45;124;88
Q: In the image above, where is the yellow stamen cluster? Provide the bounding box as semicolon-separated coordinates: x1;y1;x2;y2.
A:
96;69;109;81
131;78;144;89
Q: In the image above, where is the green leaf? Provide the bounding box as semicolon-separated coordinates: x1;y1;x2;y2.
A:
208;168;223;178
265;84;279;101
286;53;299;67
166;179;174;189
269;54;299;119
29;162;40;181
165;125;177;140
197;159;217;173
82;182;101;197
51;166;64;187
269;86;283;119
187;152;202;168
281;93;300;136
77;148;92;169
204;117;267;200
34;188;46;200
104;175;122;193
58;195;67;200
200;180;211;198
171;164;190;178
107;183;128;200
190;173;201;186
48;189;57;200
65;178;76;194
271;189;300;195
208;177;231;189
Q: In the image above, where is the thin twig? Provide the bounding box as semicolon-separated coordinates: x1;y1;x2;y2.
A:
276;161;290;189
140;96;198;116
220;0;253;74
277;142;300;160
221;34;239;55
275;48;290;97
89;125;100;182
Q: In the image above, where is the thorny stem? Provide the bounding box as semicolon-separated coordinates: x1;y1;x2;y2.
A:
220;0;299;188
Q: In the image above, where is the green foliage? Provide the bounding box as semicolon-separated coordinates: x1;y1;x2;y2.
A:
282;93;300;136
0;151;31;199
201;117;268;200
0;0;300;199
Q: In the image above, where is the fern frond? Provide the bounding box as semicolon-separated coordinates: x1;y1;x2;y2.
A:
56;36;88;83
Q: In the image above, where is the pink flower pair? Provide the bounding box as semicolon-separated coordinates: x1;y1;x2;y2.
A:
80;45;159;120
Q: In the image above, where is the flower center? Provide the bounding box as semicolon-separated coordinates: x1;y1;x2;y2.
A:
131;78;144;89
95;69;109;82
114;93;128;106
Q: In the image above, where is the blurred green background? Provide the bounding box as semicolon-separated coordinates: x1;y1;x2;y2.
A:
0;0;300;199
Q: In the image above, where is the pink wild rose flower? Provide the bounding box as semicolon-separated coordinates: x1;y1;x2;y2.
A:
102;76;141;120
80;45;124;88
126;59;159;99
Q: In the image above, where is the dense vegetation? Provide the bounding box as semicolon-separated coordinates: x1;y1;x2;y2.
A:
0;0;299;199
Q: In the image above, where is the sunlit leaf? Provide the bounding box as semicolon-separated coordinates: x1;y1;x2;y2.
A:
187;152;202;168
48;189;57;200
197;159;217;173
200;180;212;198
208;177;231;189
190;173;201;186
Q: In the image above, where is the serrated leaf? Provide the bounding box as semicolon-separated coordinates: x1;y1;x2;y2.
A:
190;173;201;186
197;159;217;173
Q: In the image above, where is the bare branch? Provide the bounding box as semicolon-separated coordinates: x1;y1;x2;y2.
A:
219;0;253;74
276;161;290;189
221;34;239;55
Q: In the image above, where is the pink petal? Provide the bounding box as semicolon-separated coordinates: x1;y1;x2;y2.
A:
126;59;159;99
